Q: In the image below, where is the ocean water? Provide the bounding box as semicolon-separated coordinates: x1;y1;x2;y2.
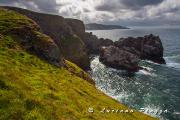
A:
87;26;180;120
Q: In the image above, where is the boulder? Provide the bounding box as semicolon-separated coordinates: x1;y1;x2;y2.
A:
114;34;165;64
99;46;141;72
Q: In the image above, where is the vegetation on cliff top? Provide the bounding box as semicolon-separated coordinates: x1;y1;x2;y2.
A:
0;8;157;120
2;6;90;70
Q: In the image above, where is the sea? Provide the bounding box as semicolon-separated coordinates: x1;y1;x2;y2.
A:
87;26;180;120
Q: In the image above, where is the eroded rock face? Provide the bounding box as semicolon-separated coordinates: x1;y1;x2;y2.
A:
83;32;114;54
0;8;63;67
4;6;90;69
9;26;63;66
100;46;141;71
60;35;90;69
99;34;165;71
114;34;165;64
65;18;85;39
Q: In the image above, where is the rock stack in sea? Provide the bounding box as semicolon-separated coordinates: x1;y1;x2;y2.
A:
99;34;165;71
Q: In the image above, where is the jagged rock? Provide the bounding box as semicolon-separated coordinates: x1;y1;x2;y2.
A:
65;20;114;54
99;46;141;71
115;34;165;64
83;32;114;54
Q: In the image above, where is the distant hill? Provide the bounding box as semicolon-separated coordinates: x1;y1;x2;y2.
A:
85;23;129;30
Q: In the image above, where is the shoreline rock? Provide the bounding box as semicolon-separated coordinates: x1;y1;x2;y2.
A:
114;34;166;64
100;34;166;71
100;46;141;72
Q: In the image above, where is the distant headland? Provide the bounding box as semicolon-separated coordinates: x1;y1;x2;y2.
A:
85;23;129;30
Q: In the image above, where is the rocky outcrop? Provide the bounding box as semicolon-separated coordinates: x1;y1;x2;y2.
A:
100;46;141;71
114;34;165;64
65;19;114;54
0;8;63;66
3;6;90;69
100;34;165;71
83;32;114;54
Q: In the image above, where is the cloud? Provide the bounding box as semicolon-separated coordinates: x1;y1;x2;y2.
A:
120;0;164;9
95;0;164;11
0;0;61;13
0;0;180;26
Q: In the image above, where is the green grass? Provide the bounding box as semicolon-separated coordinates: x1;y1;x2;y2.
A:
0;7;158;120
0;8;38;33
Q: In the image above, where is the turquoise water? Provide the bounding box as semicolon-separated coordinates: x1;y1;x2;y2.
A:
88;27;180;120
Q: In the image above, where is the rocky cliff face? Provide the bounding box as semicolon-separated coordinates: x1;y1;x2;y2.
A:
3;6;90;69
0;8;63;67
65;18;86;38
114;34;165;64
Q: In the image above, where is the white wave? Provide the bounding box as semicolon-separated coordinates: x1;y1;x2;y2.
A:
142;66;154;71
111;92;132;102
164;55;180;70
145;60;160;65
166;62;180;70
137;66;157;77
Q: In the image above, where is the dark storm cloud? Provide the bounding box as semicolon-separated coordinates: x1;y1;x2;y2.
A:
0;0;61;13
96;0;164;11
31;0;59;13
121;0;164;9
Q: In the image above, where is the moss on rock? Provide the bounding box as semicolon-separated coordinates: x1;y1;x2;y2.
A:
0;8;63;67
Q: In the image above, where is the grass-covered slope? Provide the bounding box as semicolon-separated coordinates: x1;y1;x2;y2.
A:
0;8;157;120
0;8;63;67
3;6;90;70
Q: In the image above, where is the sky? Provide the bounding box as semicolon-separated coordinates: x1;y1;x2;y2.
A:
0;0;180;26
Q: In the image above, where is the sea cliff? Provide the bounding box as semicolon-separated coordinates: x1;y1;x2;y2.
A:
0;7;158;120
